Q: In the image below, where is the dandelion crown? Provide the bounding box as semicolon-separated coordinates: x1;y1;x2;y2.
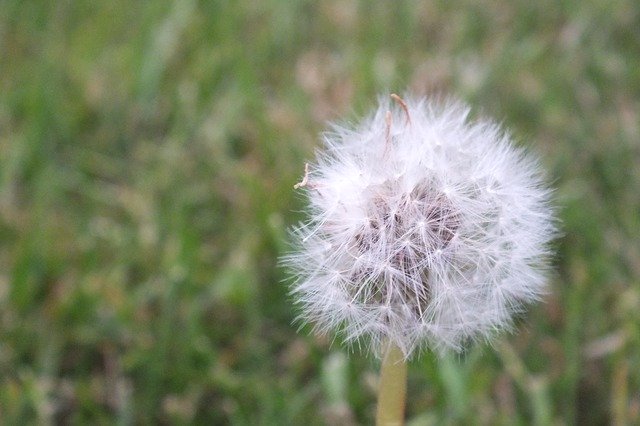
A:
285;94;555;358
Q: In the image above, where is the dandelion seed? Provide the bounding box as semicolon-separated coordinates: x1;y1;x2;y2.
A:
284;94;557;359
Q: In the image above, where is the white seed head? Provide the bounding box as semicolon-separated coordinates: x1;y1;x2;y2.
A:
284;95;557;358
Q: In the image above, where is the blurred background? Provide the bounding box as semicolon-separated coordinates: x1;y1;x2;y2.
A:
1;0;639;424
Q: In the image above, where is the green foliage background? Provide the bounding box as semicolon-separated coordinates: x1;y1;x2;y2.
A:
1;0;639;424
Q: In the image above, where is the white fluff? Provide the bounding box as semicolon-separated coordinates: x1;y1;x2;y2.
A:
284;95;556;358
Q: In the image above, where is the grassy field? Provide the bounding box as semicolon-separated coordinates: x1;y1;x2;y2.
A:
1;0;639;424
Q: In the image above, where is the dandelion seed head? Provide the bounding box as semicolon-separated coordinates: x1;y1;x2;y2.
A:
284;95;557;358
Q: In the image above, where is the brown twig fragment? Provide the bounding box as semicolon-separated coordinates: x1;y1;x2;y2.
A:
391;93;412;126
294;163;310;189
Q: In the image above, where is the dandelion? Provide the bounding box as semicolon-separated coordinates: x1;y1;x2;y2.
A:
284;94;556;424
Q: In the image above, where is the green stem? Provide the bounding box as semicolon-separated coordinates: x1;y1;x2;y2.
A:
376;342;407;426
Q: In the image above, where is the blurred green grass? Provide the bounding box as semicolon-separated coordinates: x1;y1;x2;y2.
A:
1;0;639;424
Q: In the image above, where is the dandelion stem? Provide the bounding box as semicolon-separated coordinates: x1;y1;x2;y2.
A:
376;342;407;426
385;111;393;151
